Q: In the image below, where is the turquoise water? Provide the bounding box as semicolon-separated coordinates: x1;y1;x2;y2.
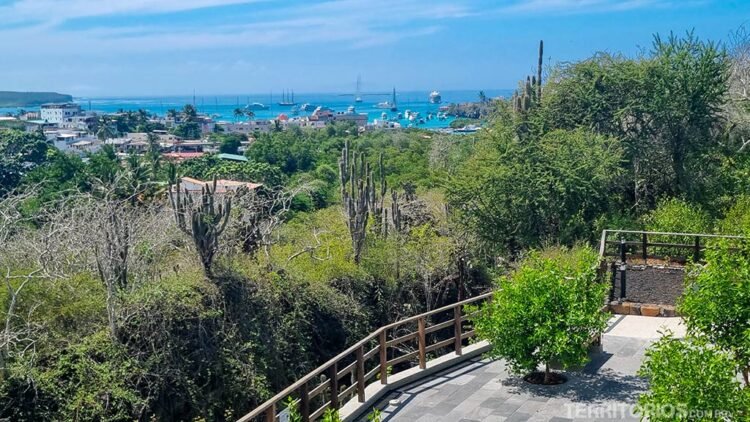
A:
0;90;513;129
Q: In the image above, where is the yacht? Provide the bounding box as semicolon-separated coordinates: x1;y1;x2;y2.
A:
376;87;398;112
429;90;442;104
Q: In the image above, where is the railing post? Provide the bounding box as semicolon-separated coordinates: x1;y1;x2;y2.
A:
619;262;627;299
265;403;276;422
418;317;426;370
619;238;627;264
379;330;387;385
329;362;339;410
642;232;648;263
300;382;310;422
356;345;365;403
609;261;616;302
454;305;462;356
693;236;700;263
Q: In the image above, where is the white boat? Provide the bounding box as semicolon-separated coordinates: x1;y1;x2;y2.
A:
429;90;442;104
300;103;317;112
245;102;269;111
355;75;363;103
376;87;398;112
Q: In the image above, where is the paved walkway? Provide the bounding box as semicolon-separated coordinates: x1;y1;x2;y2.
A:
363;316;684;422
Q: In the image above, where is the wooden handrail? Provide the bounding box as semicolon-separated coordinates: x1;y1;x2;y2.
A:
237;291;494;422
599;230;745;262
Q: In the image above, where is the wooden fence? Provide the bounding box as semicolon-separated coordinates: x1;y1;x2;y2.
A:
237;292;494;422
598;229;744;264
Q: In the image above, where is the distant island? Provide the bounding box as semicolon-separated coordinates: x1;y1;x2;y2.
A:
0;91;73;107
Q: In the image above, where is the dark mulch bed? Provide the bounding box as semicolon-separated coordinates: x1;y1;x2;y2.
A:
523;371;568;385
610;266;685;305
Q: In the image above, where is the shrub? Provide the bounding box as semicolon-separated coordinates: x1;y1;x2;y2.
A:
473;246;608;384
644;198;711;234
638;334;749;421
716;195;750;235
643;198;713;259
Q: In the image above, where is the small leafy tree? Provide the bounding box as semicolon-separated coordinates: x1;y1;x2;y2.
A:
679;239;750;386
638;334;749;421
473;246;608;384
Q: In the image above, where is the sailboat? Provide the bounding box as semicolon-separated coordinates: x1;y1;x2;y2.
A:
376;87;398;112
278;90;297;106
355;75;363;103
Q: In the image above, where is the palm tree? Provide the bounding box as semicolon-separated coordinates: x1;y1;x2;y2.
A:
146;132;162;174
181;104;198;123
167;109;178;121
245;110;255;121
96;116;116;141
233;108;245;123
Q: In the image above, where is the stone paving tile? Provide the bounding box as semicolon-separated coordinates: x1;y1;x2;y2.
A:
361;320;675;422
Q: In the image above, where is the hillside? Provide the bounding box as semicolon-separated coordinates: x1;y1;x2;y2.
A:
0;91;73;107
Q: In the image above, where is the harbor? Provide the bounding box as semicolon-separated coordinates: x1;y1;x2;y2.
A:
8;89;511;131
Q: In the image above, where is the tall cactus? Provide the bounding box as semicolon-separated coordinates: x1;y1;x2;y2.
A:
537;40;544;101
339;141;392;263
512;39;544;114
169;176;231;277
339;141;370;264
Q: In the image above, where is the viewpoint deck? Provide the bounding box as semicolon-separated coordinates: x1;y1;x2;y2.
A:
363;316;684;422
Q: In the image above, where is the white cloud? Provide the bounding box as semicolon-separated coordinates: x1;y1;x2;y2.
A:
497;0;679;14
0;0;266;24
0;0;474;55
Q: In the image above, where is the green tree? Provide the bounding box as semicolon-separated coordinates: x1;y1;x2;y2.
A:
181;104;198;122
96;116;117;141
0;129;49;195
638;334;749;421
679;239;750;386
473;246;608;384
540;32;729;209
217;133;244;155
447;124;622;254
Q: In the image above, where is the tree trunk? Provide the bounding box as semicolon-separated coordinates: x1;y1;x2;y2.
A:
743;366;749;388
544;363;551;385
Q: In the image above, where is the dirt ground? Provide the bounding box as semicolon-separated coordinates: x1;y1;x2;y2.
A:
610;265;685;305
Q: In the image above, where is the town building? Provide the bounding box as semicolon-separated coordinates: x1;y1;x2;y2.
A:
40;103;82;124
176;176;262;194
217;120;272;134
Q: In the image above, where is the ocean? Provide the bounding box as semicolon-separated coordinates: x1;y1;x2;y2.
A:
0;90;513;130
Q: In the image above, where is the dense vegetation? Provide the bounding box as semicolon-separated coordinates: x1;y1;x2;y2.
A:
0;91;72;107
0;28;749;420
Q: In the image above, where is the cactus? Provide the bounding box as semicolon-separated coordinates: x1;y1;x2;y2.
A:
537;40;544;101
339;141;370;264
511;40;544;114
169;176;231;277
339;142;393;263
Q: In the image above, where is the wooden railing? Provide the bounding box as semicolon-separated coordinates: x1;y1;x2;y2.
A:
599;229;744;264
237;292;494;422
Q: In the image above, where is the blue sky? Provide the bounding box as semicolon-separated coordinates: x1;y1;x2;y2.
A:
0;0;747;97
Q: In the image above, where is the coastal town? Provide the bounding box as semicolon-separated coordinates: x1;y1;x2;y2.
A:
0;95;484;158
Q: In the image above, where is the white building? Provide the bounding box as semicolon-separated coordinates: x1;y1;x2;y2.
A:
40;103;82;124
217;120;272;134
